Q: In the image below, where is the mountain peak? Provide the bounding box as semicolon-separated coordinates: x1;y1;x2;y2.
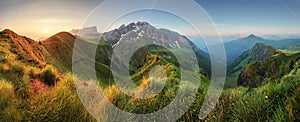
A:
55;31;74;37
242;34;267;42
118;21;151;30
246;34;259;38
1;29;18;37
44;31;74;43
136;21;150;27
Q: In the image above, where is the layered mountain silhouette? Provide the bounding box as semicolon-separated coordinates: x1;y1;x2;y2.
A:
222;34;268;63
207;34;300;64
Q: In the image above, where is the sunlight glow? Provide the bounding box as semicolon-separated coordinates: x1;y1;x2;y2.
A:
44;28;49;34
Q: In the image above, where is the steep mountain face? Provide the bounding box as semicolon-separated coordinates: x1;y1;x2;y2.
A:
0;29;47;66
102;22;138;45
228;43;281;75
237;49;300;87
108;22;211;74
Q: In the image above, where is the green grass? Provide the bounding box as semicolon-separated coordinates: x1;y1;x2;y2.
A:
237;50;300;87
25;73;96;121
224;75;238;88
206;63;300;121
0;80;22;121
0;57;299;121
40;65;57;86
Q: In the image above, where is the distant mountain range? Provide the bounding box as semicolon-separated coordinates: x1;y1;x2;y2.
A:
1;22;300;86
262;34;300;40
205;34;300;64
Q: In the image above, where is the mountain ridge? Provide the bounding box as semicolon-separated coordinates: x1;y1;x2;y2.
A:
108;22;211;74
0;29;47;66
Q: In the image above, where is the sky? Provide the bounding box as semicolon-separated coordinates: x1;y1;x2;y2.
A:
0;0;299;40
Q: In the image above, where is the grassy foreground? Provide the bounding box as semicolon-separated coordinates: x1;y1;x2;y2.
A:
0;53;299;121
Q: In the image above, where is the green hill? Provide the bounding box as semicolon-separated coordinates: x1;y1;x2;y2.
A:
225;43;281;87
229;43;281;75
237;50;300;87
42;32;113;82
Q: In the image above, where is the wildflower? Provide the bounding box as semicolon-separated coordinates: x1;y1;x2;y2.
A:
265;95;268;99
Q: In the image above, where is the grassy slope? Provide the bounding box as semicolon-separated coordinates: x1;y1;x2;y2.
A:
1;29;299;121
0;34;96;121
42;32;113;83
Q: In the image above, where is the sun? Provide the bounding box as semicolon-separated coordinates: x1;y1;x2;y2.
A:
44;28;49;34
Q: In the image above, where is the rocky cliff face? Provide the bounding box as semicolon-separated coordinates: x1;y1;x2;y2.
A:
102;22;140;45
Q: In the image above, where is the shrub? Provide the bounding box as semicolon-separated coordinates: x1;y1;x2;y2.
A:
0;56;7;63
40;66;57;86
